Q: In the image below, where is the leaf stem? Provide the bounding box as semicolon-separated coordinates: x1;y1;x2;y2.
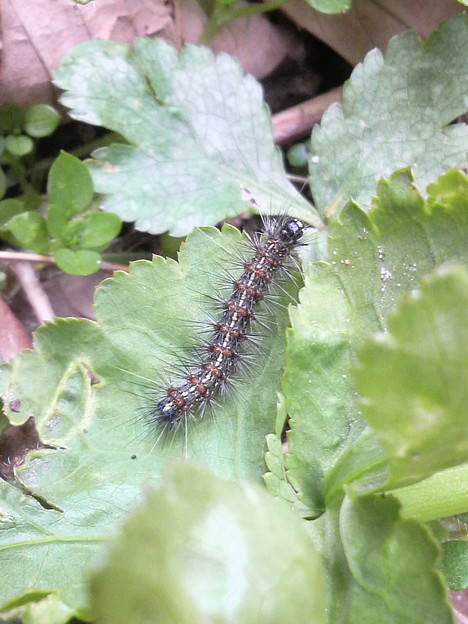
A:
7;157;36;195
390;464;468;522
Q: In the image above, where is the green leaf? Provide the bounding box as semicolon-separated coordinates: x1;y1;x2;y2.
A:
0;225;297;612
74;212;122;248
306;0;351;14
47;152;94;214
310;15;468;216
284;169;468;512
5;135;34;156
54;248;101;275
284;260;368;514
0;168;6;200
264;431;313;519
54;39;320;236
50;211;121;249
286;142;309;168
427;168;468;215
320;494;452;623
0;474;95;620
24;105;60;138
0;592;75;624
354;265;468;488
391;463;468;522
324;431;387;503
91;463;327;624
6;211;49;253
22;192;43;211
0;198;26;230
441;540;468;591
0;103;25;132
46;202;72;240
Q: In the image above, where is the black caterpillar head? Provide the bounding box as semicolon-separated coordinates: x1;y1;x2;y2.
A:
279;218;306;244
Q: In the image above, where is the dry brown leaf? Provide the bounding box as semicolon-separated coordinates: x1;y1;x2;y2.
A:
0;0;175;107
183;0;305;78
0;297;32;362
0;0;304;108
41;269;113;320
282;0;463;65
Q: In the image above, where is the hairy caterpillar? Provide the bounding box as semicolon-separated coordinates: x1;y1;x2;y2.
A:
152;216;307;432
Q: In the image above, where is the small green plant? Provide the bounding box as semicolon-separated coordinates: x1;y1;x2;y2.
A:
0;13;467;624
0;102;60;203
0;152;121;275
0;100;122;275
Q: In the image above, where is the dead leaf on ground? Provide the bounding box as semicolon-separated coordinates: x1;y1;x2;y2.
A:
41;269;113;320
282;0;463;65
0;296;32;362
0;0;304;108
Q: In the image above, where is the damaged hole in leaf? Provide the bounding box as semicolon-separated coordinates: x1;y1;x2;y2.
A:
21;487;63;513
82;361;101;386
0;417;60;482
0;416;41;481
0;417;63;512
9;399;21;413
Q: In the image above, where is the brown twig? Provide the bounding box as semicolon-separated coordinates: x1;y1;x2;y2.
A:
0;251;128;273
287;174;308;184
9;262;55;325
272;86;343;145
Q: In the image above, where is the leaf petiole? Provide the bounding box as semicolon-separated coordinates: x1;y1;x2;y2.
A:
390;463;468;523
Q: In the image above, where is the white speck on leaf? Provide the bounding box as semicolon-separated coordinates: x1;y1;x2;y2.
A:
380;268;393;282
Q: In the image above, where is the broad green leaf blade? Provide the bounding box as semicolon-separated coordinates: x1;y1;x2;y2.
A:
0;469;96;620
354;265;468;488
54;211;122;250
441;540;468;591
284;169;468;512
54;39;320;236
264;431;313;519
310;14;468;216
6;211;49;253
323;430;387;503
46;203;72;240
284;261;369;515
0;592;75;624
319;494;452;623
5;135;33;156
0;225;297;613
0;199;25;230
306;0;351;13
427;168;468;234
91;463;327;624
0;168;6;200
0;103;25;132
47;152;94;214
391;463;468;522
74;212;121;248
24;105;60;138
54;248;101;275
